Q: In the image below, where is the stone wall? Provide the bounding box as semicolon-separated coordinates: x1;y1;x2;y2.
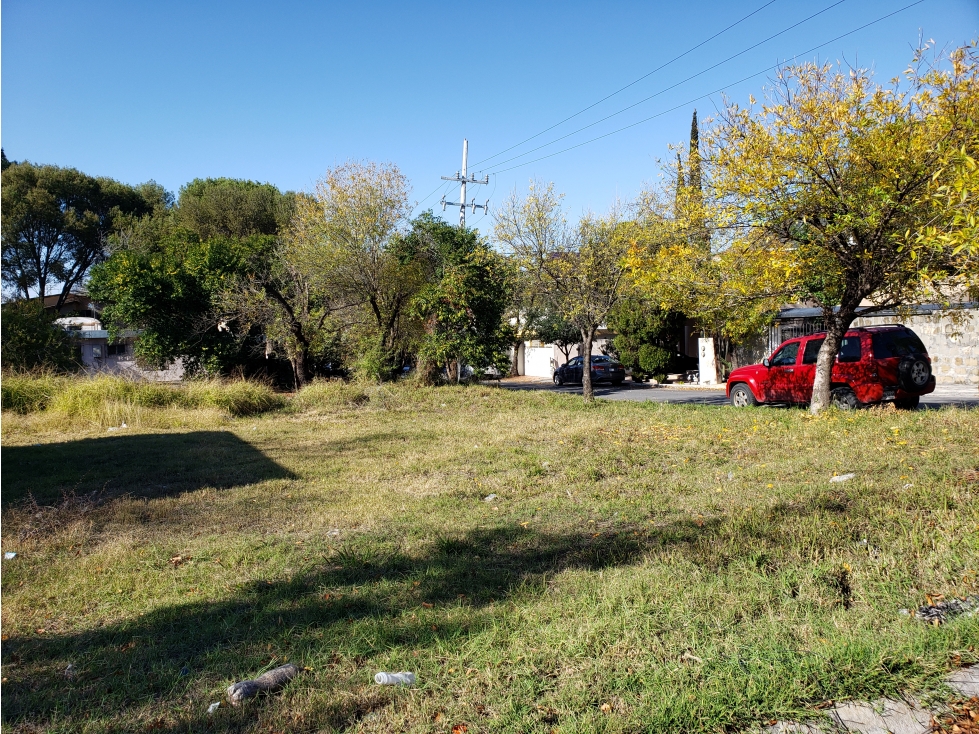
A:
851;309;978;386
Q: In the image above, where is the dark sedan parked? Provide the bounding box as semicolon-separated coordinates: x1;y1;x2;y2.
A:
553;355;626;386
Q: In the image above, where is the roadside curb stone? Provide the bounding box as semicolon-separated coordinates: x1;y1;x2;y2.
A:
762;666;977;734
946;665;979;696
828;699;932;734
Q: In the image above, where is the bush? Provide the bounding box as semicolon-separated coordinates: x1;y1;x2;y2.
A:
638;344;672;375
0;301;80;372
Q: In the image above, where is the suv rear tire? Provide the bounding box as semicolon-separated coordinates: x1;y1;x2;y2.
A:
898;356;931;391
830;387;859;411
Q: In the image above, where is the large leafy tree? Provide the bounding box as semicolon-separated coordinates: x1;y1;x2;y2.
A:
705;44;978;411
1;162;156;306
89;178;295;375
405;213;513;381
293;161;419;379
607;295;684;379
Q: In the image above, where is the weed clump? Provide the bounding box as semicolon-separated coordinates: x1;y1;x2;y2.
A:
1;372;283;422
292;379;371;412
0;371;71;413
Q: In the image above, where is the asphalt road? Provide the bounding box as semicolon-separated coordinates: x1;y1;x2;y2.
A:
499;378;979;409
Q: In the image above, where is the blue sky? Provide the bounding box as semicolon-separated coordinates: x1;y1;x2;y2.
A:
3;0;977;237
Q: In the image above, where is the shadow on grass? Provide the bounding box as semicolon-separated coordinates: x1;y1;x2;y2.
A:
0;431;297;506
1;520;717;732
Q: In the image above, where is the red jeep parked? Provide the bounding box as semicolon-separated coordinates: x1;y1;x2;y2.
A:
726;325;935;410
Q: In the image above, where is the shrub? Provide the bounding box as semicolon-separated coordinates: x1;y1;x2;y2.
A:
0;301;80;372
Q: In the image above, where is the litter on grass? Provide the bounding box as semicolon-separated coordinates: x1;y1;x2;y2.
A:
829;473;855;483
227;663;300;705
903;595;979;625
4;552;17;560
207;702;221;715
375;671;416;686
483;494;498;502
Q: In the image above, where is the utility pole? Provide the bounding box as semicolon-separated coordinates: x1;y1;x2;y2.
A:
441;138;489;228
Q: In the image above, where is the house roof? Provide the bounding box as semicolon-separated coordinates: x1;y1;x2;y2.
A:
777;303;978;320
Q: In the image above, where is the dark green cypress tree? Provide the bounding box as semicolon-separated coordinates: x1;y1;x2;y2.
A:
687;109;702;197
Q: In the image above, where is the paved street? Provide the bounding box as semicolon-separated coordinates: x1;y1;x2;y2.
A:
498;377;979;408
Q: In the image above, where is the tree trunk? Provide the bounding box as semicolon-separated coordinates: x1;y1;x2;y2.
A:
581;327;596;401
510;340;522;377
810;311;854;414
292;347;311;390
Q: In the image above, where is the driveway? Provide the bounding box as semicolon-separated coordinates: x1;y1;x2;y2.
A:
497;377;979;408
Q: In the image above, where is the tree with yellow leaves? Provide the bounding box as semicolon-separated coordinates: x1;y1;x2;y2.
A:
637;42;978;412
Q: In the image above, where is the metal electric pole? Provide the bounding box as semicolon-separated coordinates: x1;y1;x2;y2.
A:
440;139;489;228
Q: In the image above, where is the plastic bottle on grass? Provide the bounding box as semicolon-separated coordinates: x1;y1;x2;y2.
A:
375;671;416;686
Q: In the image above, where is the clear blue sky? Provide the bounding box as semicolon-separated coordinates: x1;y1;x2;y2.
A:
3;0;977;236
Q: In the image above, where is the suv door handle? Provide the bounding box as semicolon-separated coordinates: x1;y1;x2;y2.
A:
785;368;794;372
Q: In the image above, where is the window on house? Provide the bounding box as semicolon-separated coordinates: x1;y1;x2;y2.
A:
107;342;128;356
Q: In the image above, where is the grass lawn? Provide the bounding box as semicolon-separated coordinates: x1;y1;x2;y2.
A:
1;384;978;733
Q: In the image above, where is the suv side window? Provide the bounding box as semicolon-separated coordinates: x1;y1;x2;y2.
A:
838;335;862;363
770;342;800;367
569;357;581;366
872;330;926;358
802;338;825;365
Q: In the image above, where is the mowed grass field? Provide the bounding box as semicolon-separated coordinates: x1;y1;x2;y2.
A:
1;383;978;733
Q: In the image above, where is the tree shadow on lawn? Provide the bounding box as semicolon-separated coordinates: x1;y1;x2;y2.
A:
0;431;297;507
1;519;720;732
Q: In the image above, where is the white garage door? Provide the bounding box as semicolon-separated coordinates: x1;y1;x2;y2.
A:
524;346;554;377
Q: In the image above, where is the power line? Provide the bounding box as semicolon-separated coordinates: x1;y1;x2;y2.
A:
470;0;782;169
486;0;926;176
481;0;849;174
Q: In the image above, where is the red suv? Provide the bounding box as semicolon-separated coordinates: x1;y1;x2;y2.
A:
726;325;935;410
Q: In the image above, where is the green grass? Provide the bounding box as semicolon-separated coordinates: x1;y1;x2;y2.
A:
1;384;977;733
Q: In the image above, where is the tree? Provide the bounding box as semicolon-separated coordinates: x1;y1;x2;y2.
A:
700;45;979;411
176;178;293;240
89;231;264;375
0;300;79;372
495;181;630;400
503;264;545;377
405;214;513;381
294;161;418;380
535;310;579;364
1;162;157;307
89;178;296;377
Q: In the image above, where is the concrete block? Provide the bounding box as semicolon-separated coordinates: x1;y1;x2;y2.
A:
946;666;979;696
829;699;932;734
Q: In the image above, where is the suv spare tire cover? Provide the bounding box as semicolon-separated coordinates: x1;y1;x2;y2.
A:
898;355;931;390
